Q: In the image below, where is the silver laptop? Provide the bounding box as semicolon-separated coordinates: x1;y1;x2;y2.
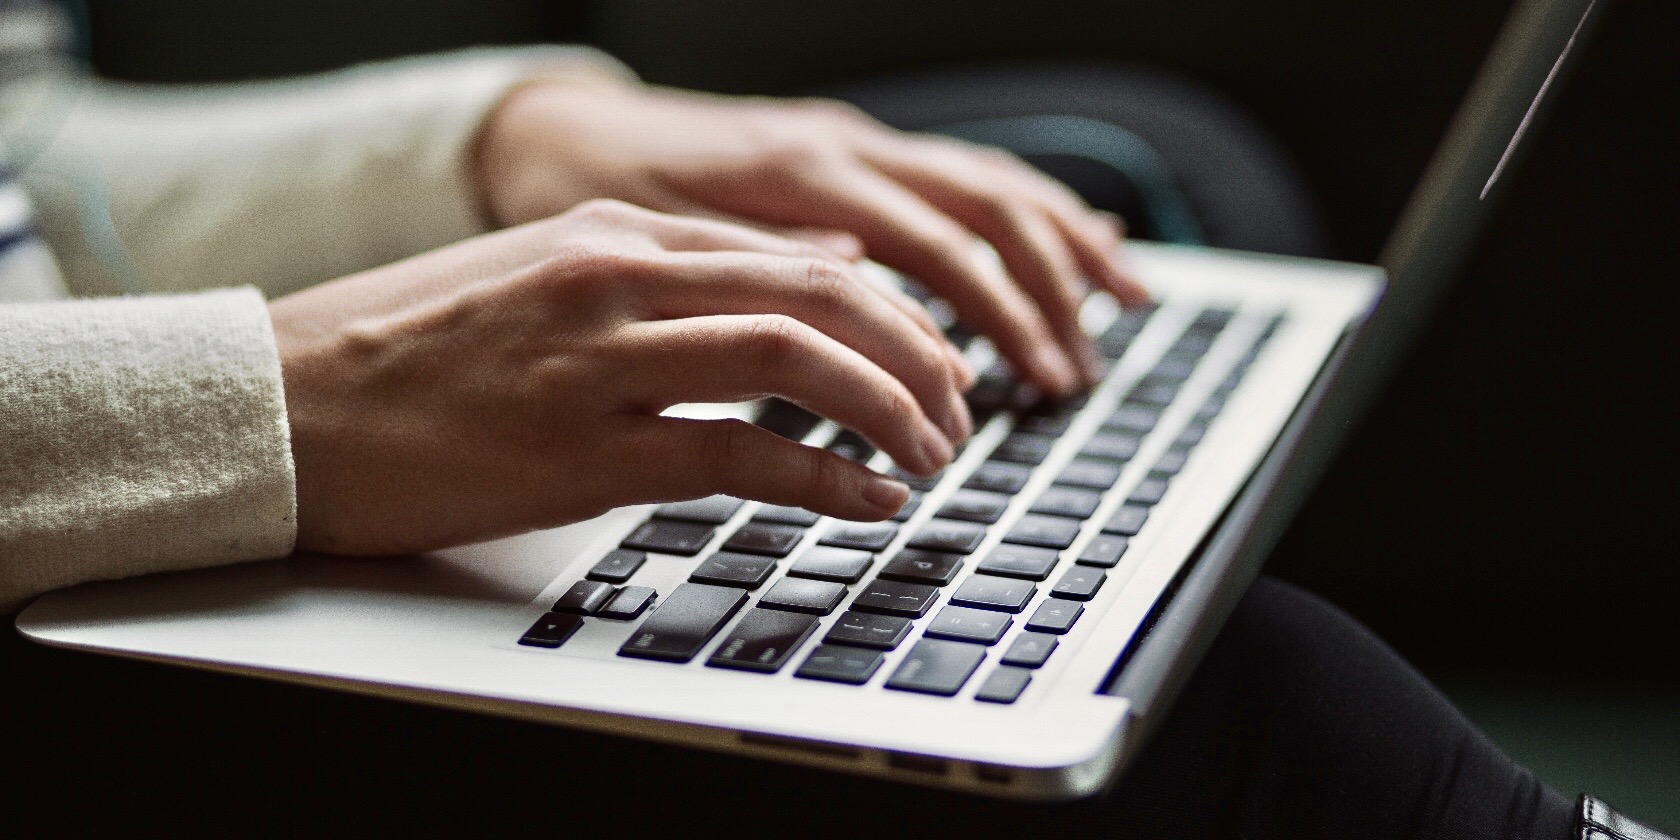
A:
15;0;1601;801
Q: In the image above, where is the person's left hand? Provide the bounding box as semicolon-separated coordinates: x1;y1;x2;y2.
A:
472;81;1151;397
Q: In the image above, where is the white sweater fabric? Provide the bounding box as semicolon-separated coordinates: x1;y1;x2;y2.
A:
0;40;632;611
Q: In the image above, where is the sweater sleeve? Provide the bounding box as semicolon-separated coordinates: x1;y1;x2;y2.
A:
0;288;294;611
20;46;634;300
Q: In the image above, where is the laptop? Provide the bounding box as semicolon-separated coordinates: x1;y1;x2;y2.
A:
15;0;1602;801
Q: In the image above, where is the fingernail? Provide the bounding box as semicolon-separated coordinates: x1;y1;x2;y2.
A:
1037;346;1081;396
862;474;910;513
921;422;955;473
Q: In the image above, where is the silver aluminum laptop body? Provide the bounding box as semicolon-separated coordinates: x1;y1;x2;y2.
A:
15;0;1601;801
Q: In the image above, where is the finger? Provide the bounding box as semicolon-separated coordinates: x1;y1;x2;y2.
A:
641;252;972;441
859;143;1103;383
748;160;1082;396
852;262;978;390
571;199;850;262
613;191;870;261
616;416;909;521
613;314;956;476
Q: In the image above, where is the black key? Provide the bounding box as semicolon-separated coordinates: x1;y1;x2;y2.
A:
756;577;848;615
1051;567;1106;601
1153;353;1200;380
950;575;1036;613
906;519;988;554
925;605;1012;646
1077;534;1130;568
689;552;777;589
597;586;657;620
707;608;820;673
818;521;899;552
1055;458;1123;490
1176;422;1208;447
964;461;1032;495
1030;486;1103;520
991;432;1056;466
976;544;1060;581
621;519;715;556
654;495;743;525
721;522;806;557
888;466;941;492
617;583;748;662
756;398;821;441
1080;432;1141;462
936;489;1011;524
786;546;873;583
1014;411;1074;436
1192;306;1236;330
964;375;1014;421
889;490;924;523
1172;332;1216;355
1126;476;1171;506
1001;632;1059;668
975;666;1033;703
795;644;885;685
1197;396;1229;420
885;638;987;696
878;549;964;586
1127;380;1180;407
826;429;876;463
1104;404;1161;434
753;505;821;527
518;612;583;648
587;549;646;584
553;580;617;615
1103;505;1150;536
1152;448;1190;476
1003;514;1082;550
823;611;913;650
1025;599;1084;634
852;580;939;618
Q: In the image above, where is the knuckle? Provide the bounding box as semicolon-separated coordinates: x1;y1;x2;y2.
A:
568;197;638;222
798;259;857;311
793;97;872;125
708;419;759;484
741;314;811;373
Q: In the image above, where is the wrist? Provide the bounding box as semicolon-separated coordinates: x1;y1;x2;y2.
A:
470;78;630;229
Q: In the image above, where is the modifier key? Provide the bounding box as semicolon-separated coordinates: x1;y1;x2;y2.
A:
618;583;748;662
885;638;987;696
622;519;715;556
519;612;583;649
974;666;1033;703
795;644;885;685
708;608;820;673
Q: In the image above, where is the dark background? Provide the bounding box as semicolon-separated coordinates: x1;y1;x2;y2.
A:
13;0;1678;828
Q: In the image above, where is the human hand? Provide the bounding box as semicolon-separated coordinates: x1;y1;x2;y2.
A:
269;200;971;555
472;82;1151;396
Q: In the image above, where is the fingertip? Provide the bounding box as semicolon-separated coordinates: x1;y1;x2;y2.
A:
1033;345;1082;398
861;474;911;516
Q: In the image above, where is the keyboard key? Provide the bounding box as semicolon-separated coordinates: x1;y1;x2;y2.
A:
1153;352;1200;380
950;575;1036;613
1176;422;1208;447
757;577;848;615
975;666;1033;703
925;605;1012;646
964;375;1014;422
991;432;1056;466
1003;514;1082;550
889;490;924;523
752;505;821;527
1000;632;1059;668
975;544;1060;581
888;466;942;492
756;399;821;441
1055;458;1123;490
795;644;885;685
587;549;646;584
787;546;874;583
707;608;820;673
852;580;939;618
1102;505;1150;536
823;611;913;650
621;519;715;556
1128;380;1180;407
1104;404;1161;434
597;585;657;620
878;549;964;586
1127;476;1171;506
618;583;748;662
721;522;806;557
886;638;987;696
1151;448;1190;476
1024;599;1084;634
689;552;777;589
936;489;1011;524
826;429;876;463
654;495;743;524
818;521;899;552
553;580;617;615
964;461;1032;494
1080;432;1141;463
519;612;584;648
1029;486;1103;520
1050;567;1106;601
906;519;988;554
1014;411;1074;436
1077;534;1130;568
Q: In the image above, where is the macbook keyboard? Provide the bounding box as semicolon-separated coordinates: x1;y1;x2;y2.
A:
519;298;1285;705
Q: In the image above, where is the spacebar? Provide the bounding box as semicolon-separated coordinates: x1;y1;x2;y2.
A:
618;583;748;663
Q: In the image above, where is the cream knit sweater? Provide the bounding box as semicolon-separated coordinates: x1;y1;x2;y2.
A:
0;41;631;611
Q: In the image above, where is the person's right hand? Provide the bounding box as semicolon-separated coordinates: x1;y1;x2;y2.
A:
269;199;972;556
